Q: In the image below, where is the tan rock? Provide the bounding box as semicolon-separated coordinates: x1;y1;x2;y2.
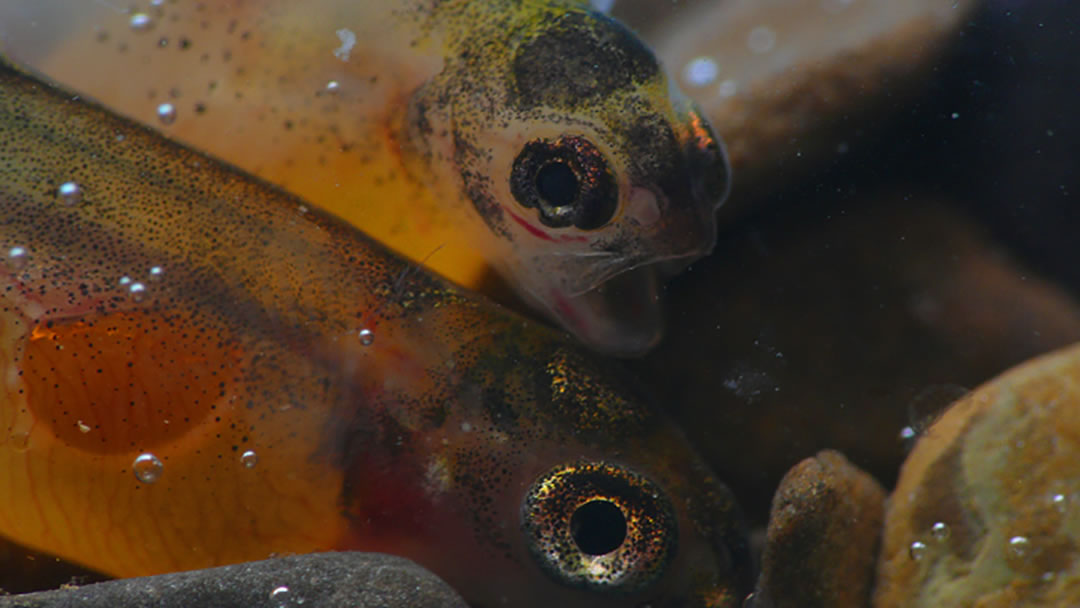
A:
752;450;885;608
875;343;1080;607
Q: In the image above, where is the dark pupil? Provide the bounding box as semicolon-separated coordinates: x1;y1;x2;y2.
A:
570;499;627;556
509;136;617;230
536;161;579;207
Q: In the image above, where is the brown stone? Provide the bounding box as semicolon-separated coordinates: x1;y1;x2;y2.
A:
875;343;1080;607
752;450;885;608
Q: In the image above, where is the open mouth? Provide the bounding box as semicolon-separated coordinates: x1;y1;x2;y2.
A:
548;264;664;357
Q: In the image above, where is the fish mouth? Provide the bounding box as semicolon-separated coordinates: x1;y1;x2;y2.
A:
544;263;664;357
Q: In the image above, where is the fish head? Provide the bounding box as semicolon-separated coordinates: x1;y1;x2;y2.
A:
415;6;730;356
332;323;750;608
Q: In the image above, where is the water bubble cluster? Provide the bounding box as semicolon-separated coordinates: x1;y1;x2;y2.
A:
133;453;164;483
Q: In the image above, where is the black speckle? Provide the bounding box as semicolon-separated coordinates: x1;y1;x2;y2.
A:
511;11;659;110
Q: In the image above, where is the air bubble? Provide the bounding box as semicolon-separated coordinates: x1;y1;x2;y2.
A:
270;586;291;606
908;540;927;561
683;56;719;87
133;453;164;483
129;13;154;32
325;80;340;94
157;103;177;125
1052;493;1067;513
358;328;374;346
58;182;83;205
241;450;259;469
6;247;27;270
1007;535;1030;559
149;266;164;281
129;282;146;302
930;522;950;541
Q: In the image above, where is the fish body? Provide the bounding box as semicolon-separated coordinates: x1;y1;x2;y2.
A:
0;0;729;356
0;62;747;606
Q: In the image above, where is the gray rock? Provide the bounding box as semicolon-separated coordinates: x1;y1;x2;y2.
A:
0;552;467;608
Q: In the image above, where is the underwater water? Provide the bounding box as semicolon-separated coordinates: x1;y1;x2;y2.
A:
0;0;1078;606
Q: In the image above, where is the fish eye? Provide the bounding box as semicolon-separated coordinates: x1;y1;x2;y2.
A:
510;136;618;231
521;460;677;593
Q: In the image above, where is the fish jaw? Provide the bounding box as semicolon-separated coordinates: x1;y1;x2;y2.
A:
540;263;665;357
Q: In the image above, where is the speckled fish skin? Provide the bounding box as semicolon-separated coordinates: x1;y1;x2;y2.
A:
0;62;748;607
0;0;729;357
